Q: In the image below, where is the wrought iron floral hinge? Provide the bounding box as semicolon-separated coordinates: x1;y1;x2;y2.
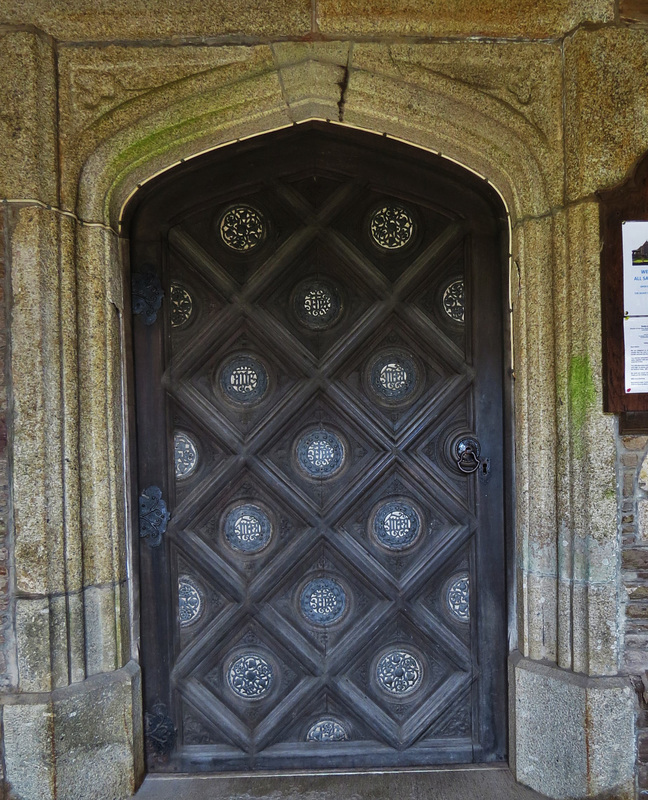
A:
132;271;163;325
144;702;176;756
138;485;170;547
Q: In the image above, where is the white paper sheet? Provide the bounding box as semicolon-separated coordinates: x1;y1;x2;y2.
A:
624;317;648;393
622;221;648;317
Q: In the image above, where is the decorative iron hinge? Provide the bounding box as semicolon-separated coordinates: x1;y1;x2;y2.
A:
132;271;163;325
138;485;170;547
144;702;176;756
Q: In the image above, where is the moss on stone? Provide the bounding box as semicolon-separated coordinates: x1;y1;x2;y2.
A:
568;354;596;458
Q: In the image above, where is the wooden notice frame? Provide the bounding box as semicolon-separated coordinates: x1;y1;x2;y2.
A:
599;151;648;422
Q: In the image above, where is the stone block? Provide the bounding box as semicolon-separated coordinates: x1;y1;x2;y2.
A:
15;596;51;693
317;0;612;38
84;583;121;677
0;0;310;41
57;44;286;215
345;42;563;220
510;652;636;799
565;27;648;201
640;499;648;540
2;661;143;800
641;451;648;491
623;547;648;571
623;435;648;451
2;702;55;800
0;31;58;203
53;661;143;800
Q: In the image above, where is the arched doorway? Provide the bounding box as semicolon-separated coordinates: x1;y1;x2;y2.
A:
127;122;510;772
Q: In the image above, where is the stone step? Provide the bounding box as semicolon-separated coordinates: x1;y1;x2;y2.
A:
134;765;547;800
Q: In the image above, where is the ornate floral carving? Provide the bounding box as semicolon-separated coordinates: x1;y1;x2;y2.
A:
145;702;176;756
300;578;346;625
132;271;164;325
369;203;415;250
139;485;170;547
376;650;423;695
306;719;349;742
219;205;266;252
227;654;274;698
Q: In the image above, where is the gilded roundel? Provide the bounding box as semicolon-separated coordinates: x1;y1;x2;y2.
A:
292;279;343;330
218;355;268;405
442;279;465;323
371;499;422;551
218;204;266;252
296;428;346;478
300;578;347;625
367;349;420;405
306;719;349;742
227;654;274;698
446;574;470;622
170;284;194;328
369;203;416;250
224;504;272;553
376;649;423;695
178;576;203;627
174;431;198;479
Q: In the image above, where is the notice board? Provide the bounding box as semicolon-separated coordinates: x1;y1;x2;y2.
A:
599;154;648;430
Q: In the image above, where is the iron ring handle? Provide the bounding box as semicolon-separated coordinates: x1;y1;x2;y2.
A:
456;449;481;473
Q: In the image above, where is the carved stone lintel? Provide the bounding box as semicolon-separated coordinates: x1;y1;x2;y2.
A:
139;485;170;547
132;271;164;325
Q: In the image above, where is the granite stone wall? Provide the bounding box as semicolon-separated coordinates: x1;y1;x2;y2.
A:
0;3;647;798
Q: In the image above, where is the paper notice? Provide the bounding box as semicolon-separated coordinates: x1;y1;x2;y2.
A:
622;221;648;317
624;317;648;393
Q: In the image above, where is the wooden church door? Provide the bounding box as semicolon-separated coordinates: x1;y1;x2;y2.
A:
129;123;508;772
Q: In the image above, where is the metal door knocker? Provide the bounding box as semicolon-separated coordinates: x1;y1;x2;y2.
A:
454;437;481;474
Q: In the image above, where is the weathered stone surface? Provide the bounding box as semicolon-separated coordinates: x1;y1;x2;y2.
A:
84;583;125;677
640;450;648;491
272;42;350;122
3;702;55;800
640;498;648;540
510;653;636;799
134;766;548;799
57;44;288;217
0;31;58;203
317;0;613;38
512;216;559;662
2;661;143;800
565;27;648;200
53;661;143;800
8;206;68;596
345;42;563;220
0;0;310;40
14;596;51;693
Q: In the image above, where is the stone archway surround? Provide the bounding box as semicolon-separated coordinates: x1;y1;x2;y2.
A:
0;27;645;800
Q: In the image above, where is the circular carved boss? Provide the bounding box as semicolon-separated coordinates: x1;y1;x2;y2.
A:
295;428;346;479
217;354;269;405
368;203;416;251
223;503;273;553
375;649;423;696
300;578;347;625
365;349;422;406
227;653;274;698
218;204;266;252
371;498;423;551
291;279;343;330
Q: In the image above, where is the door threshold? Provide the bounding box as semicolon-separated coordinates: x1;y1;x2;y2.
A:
144;762;509;781
134;762;547;800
